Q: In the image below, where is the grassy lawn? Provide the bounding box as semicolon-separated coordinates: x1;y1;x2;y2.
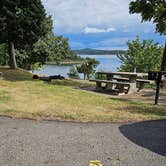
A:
0;67;166;122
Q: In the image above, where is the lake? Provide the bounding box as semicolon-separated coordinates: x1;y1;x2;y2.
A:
34;55;121;78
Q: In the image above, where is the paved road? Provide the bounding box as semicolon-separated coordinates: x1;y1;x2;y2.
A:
0;117;165;166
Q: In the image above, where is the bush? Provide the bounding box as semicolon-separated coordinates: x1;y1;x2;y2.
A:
68;66;80;79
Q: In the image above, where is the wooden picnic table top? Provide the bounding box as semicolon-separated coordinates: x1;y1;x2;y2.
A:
97;71;148;77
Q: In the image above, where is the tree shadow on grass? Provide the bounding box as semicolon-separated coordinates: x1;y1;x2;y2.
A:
48;79;94;89
0;68;33;81
119;120;166;156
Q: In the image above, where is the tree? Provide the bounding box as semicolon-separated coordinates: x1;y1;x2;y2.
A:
129;0;166;71
47;33;76;63
0;13;77;70
0;0;49;69
77;58;99;80
118;37;163;72
14;31;77;70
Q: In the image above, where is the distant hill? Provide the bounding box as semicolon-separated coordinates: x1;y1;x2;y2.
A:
72;48;127;55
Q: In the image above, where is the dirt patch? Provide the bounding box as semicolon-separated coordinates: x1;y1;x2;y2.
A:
81;86;166;105
120;89;166;104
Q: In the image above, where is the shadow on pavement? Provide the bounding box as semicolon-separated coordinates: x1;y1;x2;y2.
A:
119;120;166;156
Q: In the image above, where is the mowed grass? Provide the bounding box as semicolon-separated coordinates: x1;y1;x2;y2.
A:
0;67;166;122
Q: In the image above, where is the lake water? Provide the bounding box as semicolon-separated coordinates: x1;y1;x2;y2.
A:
34;55;121;78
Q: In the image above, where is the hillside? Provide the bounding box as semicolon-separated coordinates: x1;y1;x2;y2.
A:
72;48;127;55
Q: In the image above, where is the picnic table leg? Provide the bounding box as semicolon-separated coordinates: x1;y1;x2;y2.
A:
107;74;113;80
105;83;114;90
105;74;114;90
127;76;137;94
96;82;102;91
138;82;144;92
118;84;126;95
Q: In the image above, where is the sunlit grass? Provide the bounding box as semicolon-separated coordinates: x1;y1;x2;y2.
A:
0;68;165;122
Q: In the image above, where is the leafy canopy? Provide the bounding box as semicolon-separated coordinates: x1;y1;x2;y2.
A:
129;0;166;34
0;0;49;48
118;36;163;72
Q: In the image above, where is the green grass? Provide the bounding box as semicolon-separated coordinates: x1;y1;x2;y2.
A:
0;67;165;122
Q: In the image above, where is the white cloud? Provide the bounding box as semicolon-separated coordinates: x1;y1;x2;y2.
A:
84;27;116;34
43;0;145;33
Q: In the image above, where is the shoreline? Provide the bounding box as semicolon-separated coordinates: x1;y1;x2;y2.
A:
46;60;83;66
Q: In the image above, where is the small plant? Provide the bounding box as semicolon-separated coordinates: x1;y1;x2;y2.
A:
68;66;80;79
77;58;100;80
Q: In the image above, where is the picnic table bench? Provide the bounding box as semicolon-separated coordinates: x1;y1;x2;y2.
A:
90;72;151;94
90;79;131;94
112;77;154;91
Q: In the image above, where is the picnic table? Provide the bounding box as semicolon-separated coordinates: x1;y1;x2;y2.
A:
90;71;150;94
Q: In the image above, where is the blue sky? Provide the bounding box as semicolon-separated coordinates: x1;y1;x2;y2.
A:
42;0;165;50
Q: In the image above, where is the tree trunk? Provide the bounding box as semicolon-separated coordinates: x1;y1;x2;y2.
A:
161;41;166;89
161;41;166;71
8;41;17;69
83;73;86;80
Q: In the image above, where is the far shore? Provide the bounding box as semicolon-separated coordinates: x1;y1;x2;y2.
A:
46;60;83;66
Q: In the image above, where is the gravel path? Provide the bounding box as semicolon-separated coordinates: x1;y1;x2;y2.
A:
0;117;165;166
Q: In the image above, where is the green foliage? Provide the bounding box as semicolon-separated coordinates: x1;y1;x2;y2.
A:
47;33;81;63
15;49;29;69
129;0;166;71
68;66;80;79
0;44;29;67
0;30;77;70
0;42;48;70
77;58;100;80
0;0;49;46
46;33;70;62
0;0;50;68
129;0;166;34
0;44;9;66
118;37;163;72
0;2;80;69
68;52;83;61
15;16;52;70
95;73;107;80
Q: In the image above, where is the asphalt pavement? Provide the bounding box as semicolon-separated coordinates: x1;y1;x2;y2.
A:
0;117;165;166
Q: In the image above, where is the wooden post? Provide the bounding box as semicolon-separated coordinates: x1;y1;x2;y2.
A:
155;72;162;105
155;80;160;105
96;82;102;91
